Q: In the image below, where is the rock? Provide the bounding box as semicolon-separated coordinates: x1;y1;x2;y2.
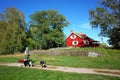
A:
88;52;98;57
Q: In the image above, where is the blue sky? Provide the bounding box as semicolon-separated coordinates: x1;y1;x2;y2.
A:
0;0;109;44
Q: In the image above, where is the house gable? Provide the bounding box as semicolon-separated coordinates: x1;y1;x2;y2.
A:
66;32;84;47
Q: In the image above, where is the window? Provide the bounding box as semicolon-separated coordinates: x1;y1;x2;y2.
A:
72;41;78;45
70;35;76;39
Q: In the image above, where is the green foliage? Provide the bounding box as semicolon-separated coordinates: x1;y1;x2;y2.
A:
4;8;26;31
89;0;120;49
28;10;69;49
0;8;26;54
108;27;120;49
0;66;120;80
0;8;69;54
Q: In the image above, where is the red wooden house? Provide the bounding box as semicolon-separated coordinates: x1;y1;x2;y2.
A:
66;31;99;47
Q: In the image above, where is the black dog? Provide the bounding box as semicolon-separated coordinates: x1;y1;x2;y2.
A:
24;60;33;67
40;61;47;68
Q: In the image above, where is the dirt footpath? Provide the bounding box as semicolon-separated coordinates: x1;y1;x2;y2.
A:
0;62;120;77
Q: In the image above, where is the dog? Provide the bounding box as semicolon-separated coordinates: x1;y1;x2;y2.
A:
24;60;33;67
18;59;33;67
40;61;47;68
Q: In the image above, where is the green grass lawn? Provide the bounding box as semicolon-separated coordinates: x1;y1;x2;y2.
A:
0;66;119;80
0;48;120;69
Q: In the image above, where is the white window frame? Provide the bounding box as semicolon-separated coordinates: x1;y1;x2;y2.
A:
70;35;76;39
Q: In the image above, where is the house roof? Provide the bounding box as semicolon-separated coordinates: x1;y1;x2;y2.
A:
71;31;98;42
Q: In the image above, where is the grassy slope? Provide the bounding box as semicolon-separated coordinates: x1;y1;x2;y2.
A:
25;48;120;69
0;48;120;69
0;66;119;80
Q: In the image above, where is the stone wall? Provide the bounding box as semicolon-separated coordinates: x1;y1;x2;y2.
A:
29;50;88;56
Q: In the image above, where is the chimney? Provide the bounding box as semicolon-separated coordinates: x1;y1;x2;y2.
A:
70;30;74;33
80;32;83;34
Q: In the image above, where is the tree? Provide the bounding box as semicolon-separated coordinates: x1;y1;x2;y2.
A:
89;0;120;48
108;27;120;48
28;10;69;49
0;8;26;54
4;8;26;31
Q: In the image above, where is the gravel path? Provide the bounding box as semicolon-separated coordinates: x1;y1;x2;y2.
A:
0;62;120;77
